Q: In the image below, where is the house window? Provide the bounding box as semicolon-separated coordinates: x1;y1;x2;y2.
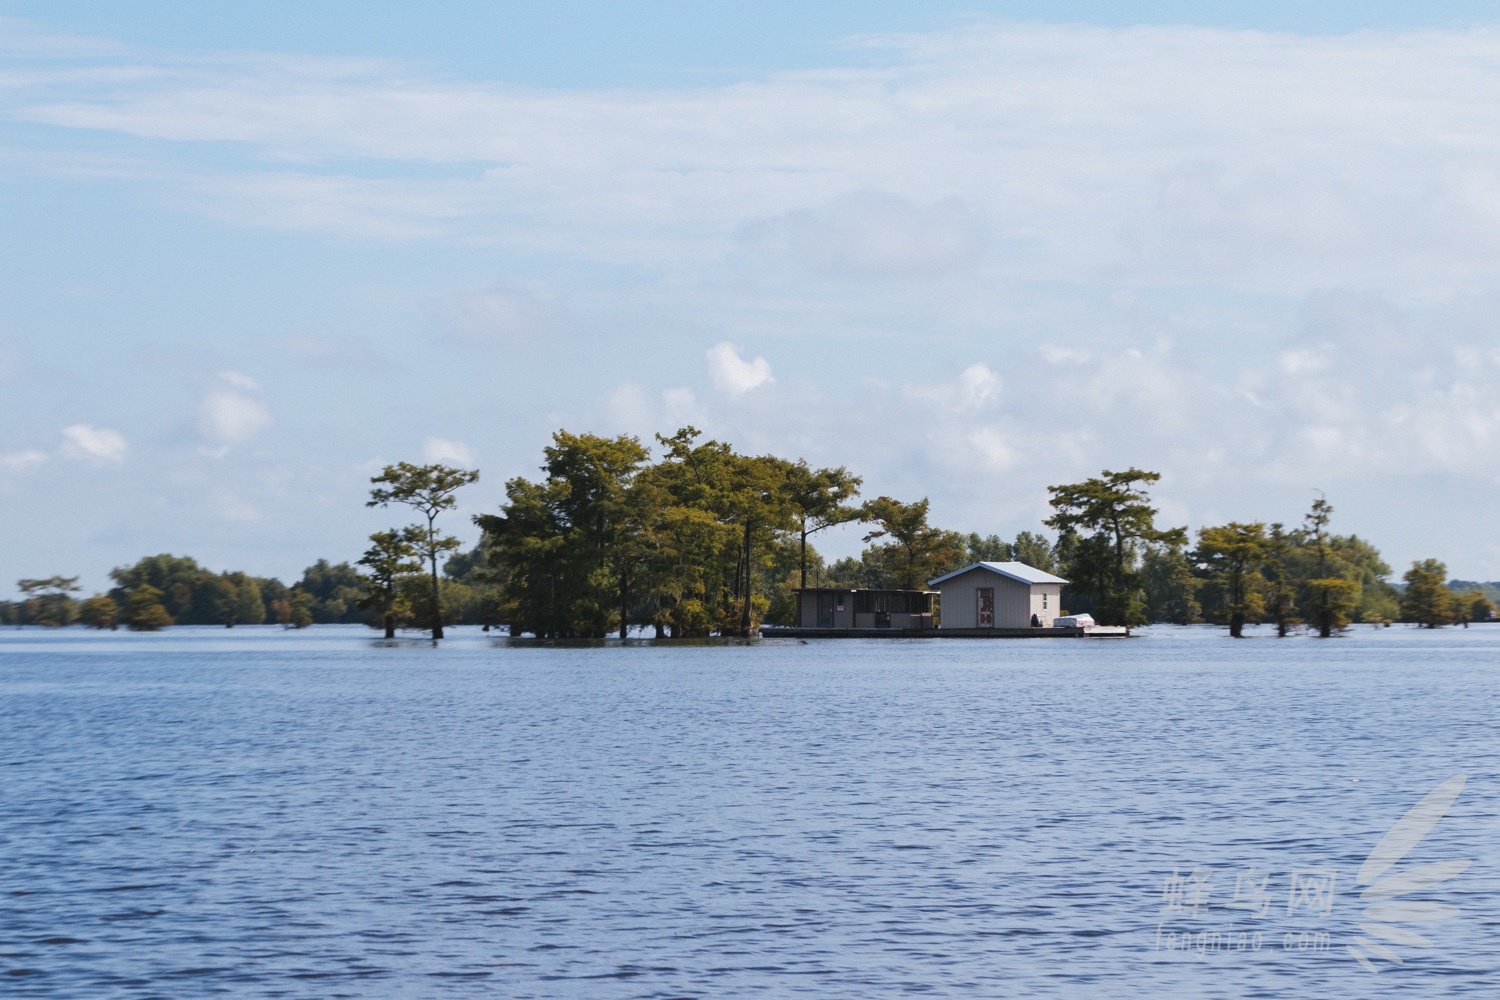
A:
1043;593;1048;609
855;592;875;614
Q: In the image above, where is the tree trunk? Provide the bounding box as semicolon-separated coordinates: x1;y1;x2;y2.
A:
740;520;754;636
799;520;808;590
429;532;444;639
619;566;629;640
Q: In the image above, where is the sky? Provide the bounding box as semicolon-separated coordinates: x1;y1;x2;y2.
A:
5;1;1500;595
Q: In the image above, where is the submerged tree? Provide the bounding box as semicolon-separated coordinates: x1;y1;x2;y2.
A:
78;594;120;630
784;462;862;590
1141;543;1201;624
358;527;424;638
1400;559;1455;628
17;576;81;627
860;496;965;591
368;462;479;639
1046;469;1185;627
1301;496;1358;637
124;584;174;631
1262;523;1300;636
1195;522;1267;638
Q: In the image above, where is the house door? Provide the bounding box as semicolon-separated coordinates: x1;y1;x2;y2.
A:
874;593;892;628
817;592;836;628
977;587;995;628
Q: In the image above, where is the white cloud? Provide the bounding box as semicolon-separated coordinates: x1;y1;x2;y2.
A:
706;341;774;396
199;372;272;448
15;21;1500;575
20;23;1500;296
0;449;47;473
60;424;127;464
956;363;1001;411
422;436;475;466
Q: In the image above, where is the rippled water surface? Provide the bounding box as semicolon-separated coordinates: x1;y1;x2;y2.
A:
1;625;1496;997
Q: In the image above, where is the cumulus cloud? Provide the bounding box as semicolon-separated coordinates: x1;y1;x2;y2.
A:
61;424;127;464
706;342;774;396
423;436;475;466
199;372;272;451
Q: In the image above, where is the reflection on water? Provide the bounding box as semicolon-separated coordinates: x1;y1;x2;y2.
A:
1;624;1495;997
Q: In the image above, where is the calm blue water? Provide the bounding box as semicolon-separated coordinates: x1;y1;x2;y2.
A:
1;624;1495;998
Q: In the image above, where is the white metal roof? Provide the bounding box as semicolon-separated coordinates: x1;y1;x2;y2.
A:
927;561;1069;587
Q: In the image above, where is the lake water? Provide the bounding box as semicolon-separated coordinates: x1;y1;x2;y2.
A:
1;624;1495;998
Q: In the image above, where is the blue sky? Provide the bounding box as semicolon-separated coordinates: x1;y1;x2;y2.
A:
5;1;1500;593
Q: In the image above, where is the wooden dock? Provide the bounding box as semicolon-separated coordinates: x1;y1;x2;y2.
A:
760;625;1129;639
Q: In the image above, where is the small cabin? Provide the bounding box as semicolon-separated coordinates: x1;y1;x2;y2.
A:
794;588;937;630
927;561;1069;629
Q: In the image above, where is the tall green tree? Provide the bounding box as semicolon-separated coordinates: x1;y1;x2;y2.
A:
477;432;649;638
784;462;862;590
964;533;1013;563
1333;535;1398;623
109;554;207;622
860;496;965;591
635;428;756;636
1012;531;1057;573
124;585;174;631
1400;559;1455;627
720;453;798;635
368;462;479;639
17;576;81;627
1300;496;1358;637
206;571;267;627
1457;589;1495;623
1262;523;1300;636
1045;469;1185;626
78;594;120;630
297;560;366;623
1141;543;1201;624
1194;522;1267;638
358;527;424;638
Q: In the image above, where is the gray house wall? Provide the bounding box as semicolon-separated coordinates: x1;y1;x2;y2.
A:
936;567;1062;628
797;590;854;629
795;590;934;630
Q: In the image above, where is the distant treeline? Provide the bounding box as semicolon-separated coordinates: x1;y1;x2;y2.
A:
5;427;1496;636
0;556;500;632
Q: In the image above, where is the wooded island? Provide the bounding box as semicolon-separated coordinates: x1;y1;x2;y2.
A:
4;427;1494;637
